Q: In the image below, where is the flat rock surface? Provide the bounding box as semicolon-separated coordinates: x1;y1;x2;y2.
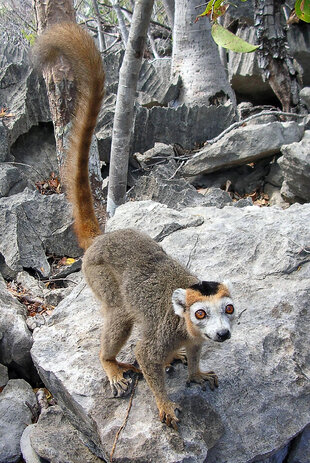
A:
31;201;310;462
182;121;304;177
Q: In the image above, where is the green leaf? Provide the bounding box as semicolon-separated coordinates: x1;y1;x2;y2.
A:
295;0;310;23
211;23;259;53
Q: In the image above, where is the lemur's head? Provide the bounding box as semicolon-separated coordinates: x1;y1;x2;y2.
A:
172;281;235;342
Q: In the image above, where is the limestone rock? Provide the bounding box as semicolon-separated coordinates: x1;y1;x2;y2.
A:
0;164;32;198
278;130;310;203
0;275;33;379
31;201;310;463
300;87;310;111
182;121;304;177
0;188;81;277
0;363;9;387
22;406;103;463
0;379;36;463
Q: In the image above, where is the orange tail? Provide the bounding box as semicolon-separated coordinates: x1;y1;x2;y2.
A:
33;22;105;250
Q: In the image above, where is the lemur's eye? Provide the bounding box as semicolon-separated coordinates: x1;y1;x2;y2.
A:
195;309;207;319
225;304;234;315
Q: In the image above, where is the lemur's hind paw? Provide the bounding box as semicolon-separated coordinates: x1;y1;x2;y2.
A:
186;370;219;391
158;401;182;431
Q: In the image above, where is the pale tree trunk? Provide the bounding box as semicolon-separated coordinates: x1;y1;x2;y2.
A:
91;0;106;51
106;0;154;218
254;0;300;112
171;0;235;106
34;0;103;203
111;0;129;45
162;0;174;29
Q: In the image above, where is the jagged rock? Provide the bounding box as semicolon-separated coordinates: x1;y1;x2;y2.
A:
0;34;50;146
0;363;9;387
133;102;236;154
0;379;36;463
0;188;81;277
287;425;310;463
199;188;233;208
134;142;174;166
0;164;33;198
182;121;304;177
10;122;58;184
300;87;310;111
228;27;274;104
137;59;172;105
0;122;10;162
31;201;310;463
278;130;310;203
22;406;103;463
0;275;34;380
287;25;310;87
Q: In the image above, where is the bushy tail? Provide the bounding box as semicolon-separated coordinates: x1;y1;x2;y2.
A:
33;22;105;250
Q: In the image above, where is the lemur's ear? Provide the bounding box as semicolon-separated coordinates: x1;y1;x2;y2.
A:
223;280;233;295
172;288;187;317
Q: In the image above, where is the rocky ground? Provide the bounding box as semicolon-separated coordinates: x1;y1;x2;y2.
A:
1;10;310;463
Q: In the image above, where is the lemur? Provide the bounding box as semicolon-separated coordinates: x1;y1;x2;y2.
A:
34;22;235;431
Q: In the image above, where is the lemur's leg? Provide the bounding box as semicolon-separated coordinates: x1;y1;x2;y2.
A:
186;343;218;390
100;309;140;397
135;340;181;430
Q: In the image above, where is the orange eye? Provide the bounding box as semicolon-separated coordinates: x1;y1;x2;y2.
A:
195;309;207;320
225;304;234;315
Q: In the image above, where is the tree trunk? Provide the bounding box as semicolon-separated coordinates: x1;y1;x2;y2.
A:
34;0;104;203
162;0;174;29
171;0;235;106
106;0;154;218
91;0;106;51
254;0;300;112
111;0;129;45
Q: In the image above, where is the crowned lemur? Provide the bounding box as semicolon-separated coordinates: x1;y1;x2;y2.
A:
34;23;235;430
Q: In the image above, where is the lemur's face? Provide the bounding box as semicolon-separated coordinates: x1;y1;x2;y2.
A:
172;281;235;342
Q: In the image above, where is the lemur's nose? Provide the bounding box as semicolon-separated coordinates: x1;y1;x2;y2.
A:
216;329;231;342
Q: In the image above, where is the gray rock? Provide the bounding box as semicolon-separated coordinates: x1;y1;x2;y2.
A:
134;142;174;166
0;379;36;463
107;200;204;240
0;275;33;379
10;123;58;185
300;87;310;111
278;130;310;203
0;122;10;162
0;37;50;146
0;363;9;388
23;406;103;463
287;425;310;463
133;102;236;154
20;426;42;463
31;201;310;463
182;121;304;177
0;164;32;198
228;26;273;104
0;188;81;277
200;188;233;208
287;26;310;86
130;175;227;210
137;58;172;105
233;197;253;207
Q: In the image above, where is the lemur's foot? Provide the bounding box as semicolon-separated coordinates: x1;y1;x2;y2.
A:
158;400;182;431
186;370;219;391
165;348;187;372
102;360;141;397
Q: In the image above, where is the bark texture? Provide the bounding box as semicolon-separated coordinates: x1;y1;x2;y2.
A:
254;0;300;112
171;0;235;106
107;0;154;217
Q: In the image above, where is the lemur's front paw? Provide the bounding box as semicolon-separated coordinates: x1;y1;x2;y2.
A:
104;361;141;397
186;370;219;391
158;401;182;431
